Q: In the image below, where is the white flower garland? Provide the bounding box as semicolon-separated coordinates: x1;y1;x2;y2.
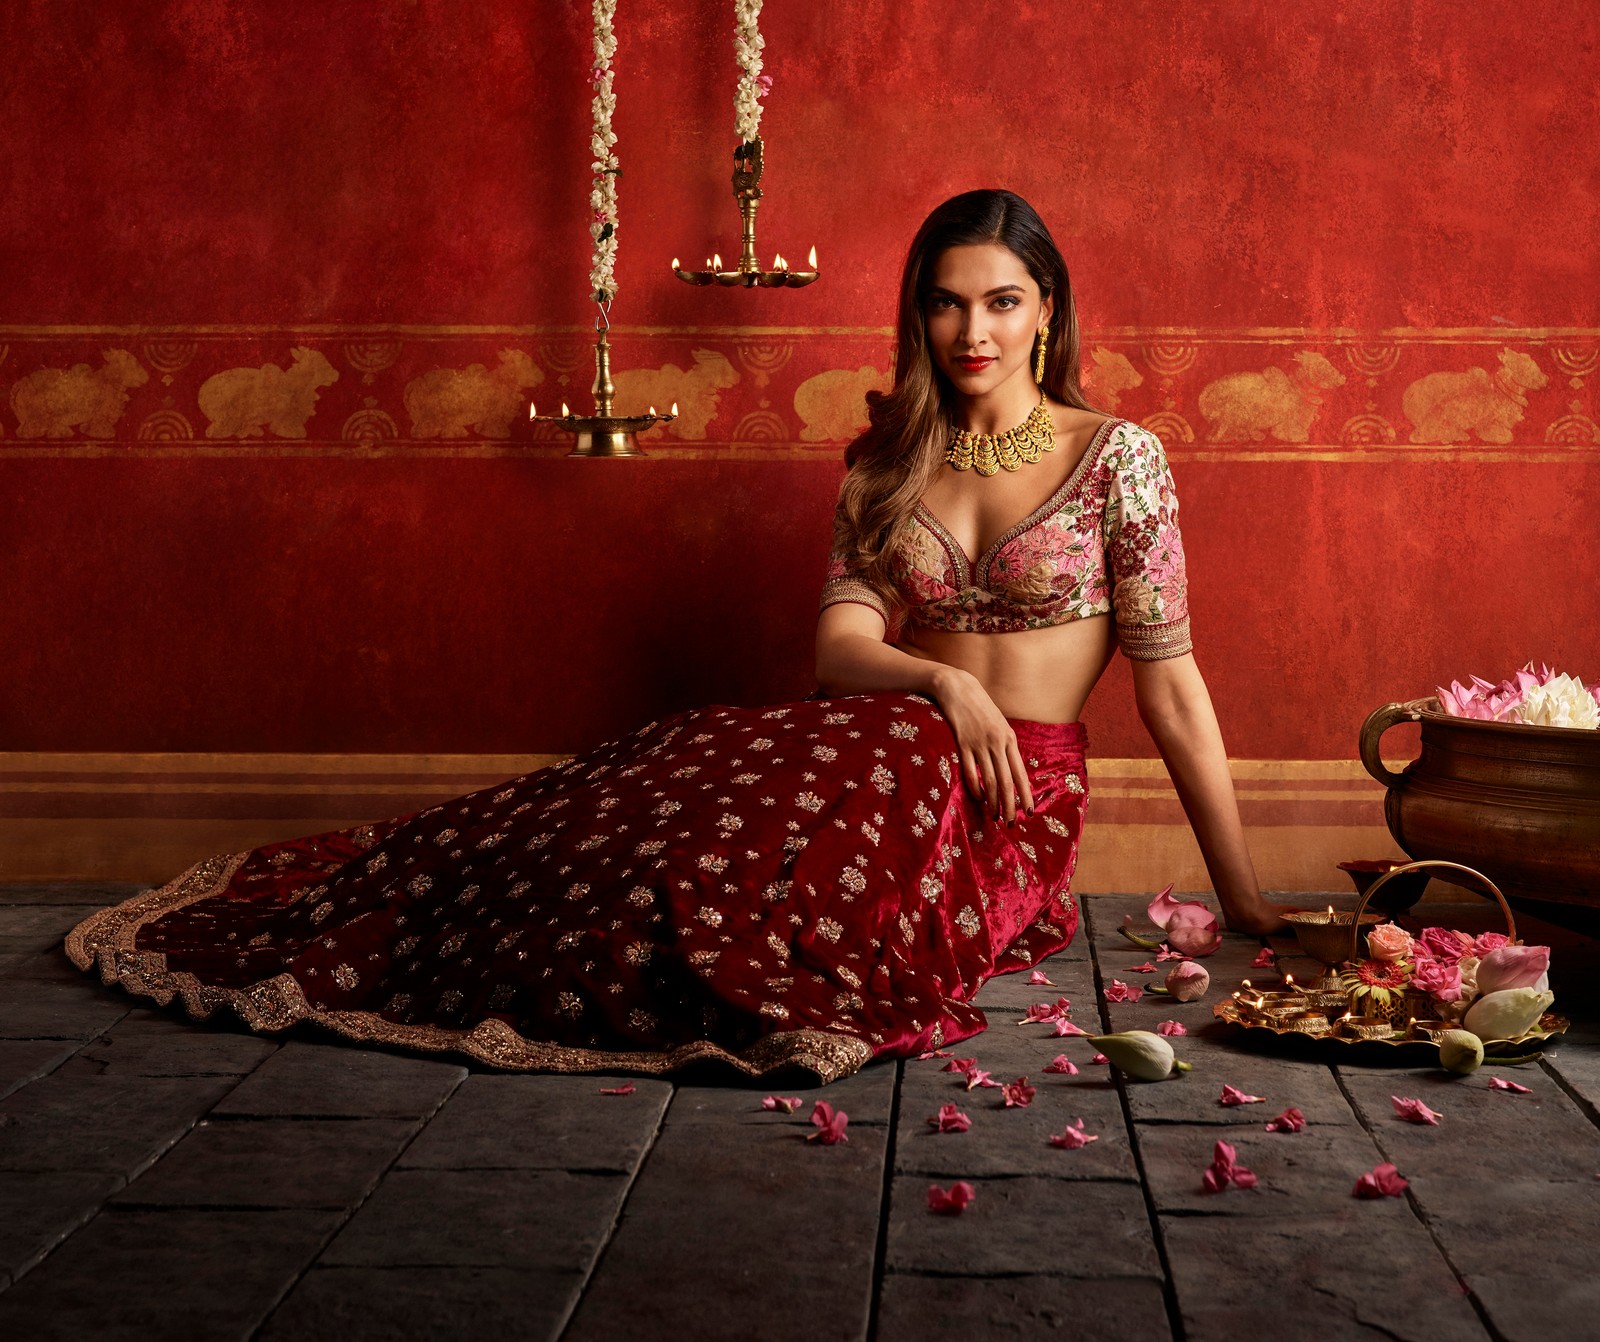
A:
588;0;619;305
733;0;768;144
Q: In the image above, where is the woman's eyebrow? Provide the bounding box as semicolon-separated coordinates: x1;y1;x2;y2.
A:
927;284;1027;299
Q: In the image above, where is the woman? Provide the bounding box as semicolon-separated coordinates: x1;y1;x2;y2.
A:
68;190;1284;1085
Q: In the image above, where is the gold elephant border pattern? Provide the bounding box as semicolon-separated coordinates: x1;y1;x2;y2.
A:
1;326;1596;462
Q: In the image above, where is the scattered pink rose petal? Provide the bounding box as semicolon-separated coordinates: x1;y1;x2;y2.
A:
807;1100;850;1144
1220;1085;1266;1107
1156;1020;1188;1037
1391;1095;1442;1126
1043;1054;1079;1075
1488;1077;1533;1094
1048;1118;1099;1149
1201;1138;1258;1193
1155;945;1189;962
1027;969;1055;986
927;1102;971;1133
1019;1001;1064;1024
1104;979;1144;1004
1265;1107;1306;1133
1250;947;1277;968
927;1181;976;1214
1001;1077;1036;1108
1126;961;1158;974
963;1067;1000;1090
598;1082;636;1096
761;1095;802;1113
1091;1053;1109;1064
940;1057;977;1073
917;1049;953;1060
1052;1019;1090;1037
1353;1163;1409;1198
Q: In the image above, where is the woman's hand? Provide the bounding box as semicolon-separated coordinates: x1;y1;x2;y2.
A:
930;666;1035;824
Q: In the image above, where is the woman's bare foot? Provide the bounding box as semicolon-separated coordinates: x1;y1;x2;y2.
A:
1219;899;1297;937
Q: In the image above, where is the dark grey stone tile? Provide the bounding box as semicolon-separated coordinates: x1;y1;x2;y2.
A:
113;1117;419;1209
0;1064;236;1173
876;1273;1172;1341
0;977;129;1040
319;1168;628;1272
1162;1215;1491;1342
1121;1051;1356;1127
663;1062;894;1127
261;1265;583;1341
0;884;146;906
0;905;103;946
0;1039;79;1101
566;1091;885;1342
0;1172;121;1286
76;1010;279;1078
210;1041;464;1119
399;1074;667;1171
885;1177;1160;1278
1464;1271;1600;1342
0;1207;343;1341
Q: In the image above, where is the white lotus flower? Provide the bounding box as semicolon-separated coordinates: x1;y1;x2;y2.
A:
1514;673;1600;729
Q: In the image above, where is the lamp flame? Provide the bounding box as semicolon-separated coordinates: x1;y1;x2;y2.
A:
670;401;678;415
713;252;723;270
671;258;679;271
529;402;535;419
561;402;570;417
808;245;817;267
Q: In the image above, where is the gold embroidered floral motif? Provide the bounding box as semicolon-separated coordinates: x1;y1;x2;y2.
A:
494;931;522;952
870;765;895;793
688;948;721;966
624;941;652;965
407;875;434;895
697;854;729;874
697;906;724;928
815;918;843;943
564;883;591;901
334;964;359;990
628;1007;659;1033
956;906;981;937
635;840;665;857
366;853;389;874
440;933;468;956
488;984;515;1009
759;1002;790;1021
763;880;791;902
556;991;583;1018
821;712;853;725
433;829;459;845
898;913;914;944
1044;815;1072;837
439;989;464;1012
812;745;838;762
1065;773;1085;794
795;792;823;813
556;931;584;951
309;902;334;925
626;886;655;907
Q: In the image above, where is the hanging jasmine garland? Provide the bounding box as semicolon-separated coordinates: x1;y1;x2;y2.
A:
589;0;619;304
733;0;770;144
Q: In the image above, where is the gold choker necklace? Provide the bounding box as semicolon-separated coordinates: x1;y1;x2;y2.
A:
946;394;1055;477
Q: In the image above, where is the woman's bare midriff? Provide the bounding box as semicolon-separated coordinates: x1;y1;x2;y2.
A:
898;615;1118;724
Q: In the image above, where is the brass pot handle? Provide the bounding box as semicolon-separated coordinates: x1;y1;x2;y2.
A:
1358;698;1431;788
1349;859;1517;960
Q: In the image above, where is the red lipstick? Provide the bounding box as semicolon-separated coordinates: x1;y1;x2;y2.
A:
954;355;995;372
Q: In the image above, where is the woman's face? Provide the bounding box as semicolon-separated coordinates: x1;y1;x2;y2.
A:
923;243;1052;399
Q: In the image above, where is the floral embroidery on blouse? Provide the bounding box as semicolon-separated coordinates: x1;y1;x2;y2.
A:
818;419;1191;661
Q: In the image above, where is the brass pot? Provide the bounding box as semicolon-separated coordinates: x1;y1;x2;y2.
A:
1361;698;1600;923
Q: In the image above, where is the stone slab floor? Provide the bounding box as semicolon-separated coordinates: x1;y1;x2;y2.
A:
1;883;1597;1341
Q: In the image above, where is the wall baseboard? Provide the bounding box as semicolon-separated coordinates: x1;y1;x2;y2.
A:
0;752;1405;889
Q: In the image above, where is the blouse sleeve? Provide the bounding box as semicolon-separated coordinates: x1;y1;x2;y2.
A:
1102;426;1193;661
818;498;892;625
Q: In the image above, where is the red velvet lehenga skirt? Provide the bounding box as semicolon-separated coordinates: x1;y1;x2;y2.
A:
67;692;1087;1084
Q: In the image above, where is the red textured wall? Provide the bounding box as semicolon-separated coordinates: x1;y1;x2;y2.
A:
4;0;1598;758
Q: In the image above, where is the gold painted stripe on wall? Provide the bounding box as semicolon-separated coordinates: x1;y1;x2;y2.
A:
0;752;1405;887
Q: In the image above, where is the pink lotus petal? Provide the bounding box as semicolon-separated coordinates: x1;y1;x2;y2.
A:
1091;1053;1109;1064
1488;1077;1533;1094
917;1049;953;1060
1027;969;1055;986
1146;883;1183;928
1265;1107;1306;1133
1168;923;1224;957
1353;1162;1409;1198
598;1082;636;1096
1103;979;1144;1004
761;1095;802;1113
1201;1164;1229;1194
1250;947;1277;968
1212;1139;1238;1170
807;1100;850;1144
1220;1084;1266;1107
1052;1019;1090;1037
927;1102;971;1133
1156;1020;1187;1037
1043;1054;1079;1075
1048;1118;1099;1149
963;1067;1000;1090
927;1180;976;1214
1126;961;1159;974
1391;1095;1442;1126
1000;1076;1036;1108
1200;1139;1258;1193
940;1056;977;1073
1230;1167;1260;1190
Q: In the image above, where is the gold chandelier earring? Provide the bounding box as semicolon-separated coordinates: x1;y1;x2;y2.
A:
1033;324;1049;384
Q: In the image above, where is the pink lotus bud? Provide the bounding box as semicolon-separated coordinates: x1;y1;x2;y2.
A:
1474;944;1550;995
1167;916;1223;957
1166;961;1210;1002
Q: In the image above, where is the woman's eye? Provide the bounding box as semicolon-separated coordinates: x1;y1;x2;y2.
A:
992;297;1019;310
930;297;956;310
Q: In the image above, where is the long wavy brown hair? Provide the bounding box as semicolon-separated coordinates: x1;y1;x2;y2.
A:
833;189;1100;618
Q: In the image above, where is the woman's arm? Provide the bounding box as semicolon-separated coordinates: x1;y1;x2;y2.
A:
815;604;1035;822
1129;652;1290;933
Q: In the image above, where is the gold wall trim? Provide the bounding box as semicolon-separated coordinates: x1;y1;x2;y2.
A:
0;752;1401;887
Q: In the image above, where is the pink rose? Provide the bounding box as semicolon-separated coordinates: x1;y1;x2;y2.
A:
1475;944;1550;995
1472;931;1510;956
1416;926;1474;964
1365;923;1415;963
1409;955;1463;1003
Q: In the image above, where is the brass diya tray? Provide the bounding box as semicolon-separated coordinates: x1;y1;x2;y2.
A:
1212;997;1568;1062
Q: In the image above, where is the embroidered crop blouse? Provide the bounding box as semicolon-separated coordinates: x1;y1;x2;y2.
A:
819;418;1192;661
